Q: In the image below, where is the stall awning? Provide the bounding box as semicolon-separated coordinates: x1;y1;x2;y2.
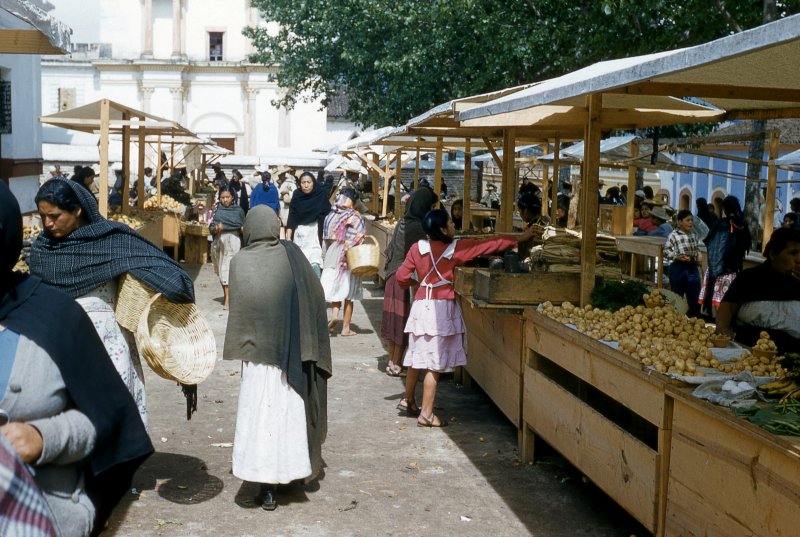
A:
0;0;71;54
39;99;193;137
538;135;675;166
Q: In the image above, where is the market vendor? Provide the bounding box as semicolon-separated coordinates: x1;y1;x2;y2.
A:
715;227;800;354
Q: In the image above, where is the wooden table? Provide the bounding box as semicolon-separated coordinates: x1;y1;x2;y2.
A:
182;222;210;264
615;235;667;288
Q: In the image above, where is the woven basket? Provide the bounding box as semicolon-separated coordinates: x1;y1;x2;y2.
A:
116;273;159;333
135;293;217;385
346;235;380;277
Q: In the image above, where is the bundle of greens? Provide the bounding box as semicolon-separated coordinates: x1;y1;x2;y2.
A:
733;402;800;436
589;279;650;312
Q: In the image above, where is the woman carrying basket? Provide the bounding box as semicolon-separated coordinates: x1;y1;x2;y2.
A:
320;188;365;336
29;178;195;427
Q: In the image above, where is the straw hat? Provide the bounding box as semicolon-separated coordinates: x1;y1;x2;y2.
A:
275;164;294;176
649;206;670;222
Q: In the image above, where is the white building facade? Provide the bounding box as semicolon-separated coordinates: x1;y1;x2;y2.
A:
42;0;357;163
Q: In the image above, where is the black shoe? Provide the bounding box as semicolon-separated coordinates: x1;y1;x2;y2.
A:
259;486;277;511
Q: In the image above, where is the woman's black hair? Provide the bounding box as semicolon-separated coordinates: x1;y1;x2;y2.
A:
340;187;359;202
299;171;316;182
676;209;693;222
231;169;243;180
722;195;742;218
451;199;464;210
35;179;83;212
219;185;238;197
423;208;453;243
642;185;654;199
783;212;798;225
764;226;800;259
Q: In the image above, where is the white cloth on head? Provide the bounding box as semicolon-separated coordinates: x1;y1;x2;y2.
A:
232;362;311;484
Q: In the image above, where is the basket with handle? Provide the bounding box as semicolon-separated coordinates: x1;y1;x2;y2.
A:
115;273;159;333
346;235;380;277
135;293;217;385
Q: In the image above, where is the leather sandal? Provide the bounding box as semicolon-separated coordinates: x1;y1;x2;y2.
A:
396;399;421;417
417;413;447;428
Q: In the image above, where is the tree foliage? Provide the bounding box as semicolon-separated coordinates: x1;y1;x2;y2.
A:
246;0;800;127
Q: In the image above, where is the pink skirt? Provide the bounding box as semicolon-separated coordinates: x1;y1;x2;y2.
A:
403;299;466;373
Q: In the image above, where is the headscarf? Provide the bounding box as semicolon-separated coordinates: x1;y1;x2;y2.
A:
286;177;331;231
384;188;438;278
0;182;153;528
323;191;365;272
29;179;194;303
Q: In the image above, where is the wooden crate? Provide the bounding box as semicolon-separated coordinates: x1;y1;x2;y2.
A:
473;269;580;305
183;223;210;265
162;213;181;248
461;297;524;427
665;388;800;537
454;266;477;297
136;218;163;249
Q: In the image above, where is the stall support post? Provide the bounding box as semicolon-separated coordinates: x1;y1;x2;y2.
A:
434;137;444;200
370;152;380;215
499;129;516;232
156;136;163;203
463;139;472;231
579;94;602;306
763;129;780;250
137;125;146;208
414;145;420;190
394;148;403;219
550;135;561;223
121;112;131;214
541;142;551;214
169;139;175;177
625;141;639;235
200;153;207;186
98;99;111;218
381;153;392;217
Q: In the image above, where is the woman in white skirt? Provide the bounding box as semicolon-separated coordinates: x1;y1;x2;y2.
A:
396;209;535;426
210;186;245;310
224;206;331;511
286;171;331;277
320;188;365;336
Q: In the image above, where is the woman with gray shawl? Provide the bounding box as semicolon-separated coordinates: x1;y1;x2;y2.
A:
210;185;245;309
380;188;438;378
224;206;331;511
29;178;195;428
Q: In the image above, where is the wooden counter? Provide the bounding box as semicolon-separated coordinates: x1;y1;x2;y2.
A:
522;309;672;535
664;386;800;537
162;213;182;260
615;235;666;288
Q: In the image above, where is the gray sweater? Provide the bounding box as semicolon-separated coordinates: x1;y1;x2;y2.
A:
2;333;97;537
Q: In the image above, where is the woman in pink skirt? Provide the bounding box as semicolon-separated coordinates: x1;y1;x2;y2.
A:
396;209;535;427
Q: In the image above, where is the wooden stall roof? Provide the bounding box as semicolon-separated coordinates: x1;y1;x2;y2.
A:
39;99;193;136
537;135;675;166
0;0;71;54
459;14;800;124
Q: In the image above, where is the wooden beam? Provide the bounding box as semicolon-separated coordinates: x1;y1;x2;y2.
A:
461;105;586;129
481;137;503;169
137;130;146;209
609;82;800;103
414;145;420;190
680;147;768;167
724;108;800;121
763;129;781;250
156;136;163;203
0;29;65;55
550;135;560;223
580;94;602;306
381;152;392;217
433;138;444;199
499;129;516;232
121;112;131;214
599;108;723;127
625;141;639;236
39;118;178;128
541;142;551;217
463;139;472;231
98;99;111;218
370;153;380;215
394;149;403;219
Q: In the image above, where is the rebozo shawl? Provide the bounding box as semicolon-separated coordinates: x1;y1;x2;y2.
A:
211;203;245;231
0;182;153;529
286;180;331;231
29;178;194;303
322;193;365;272
223;206;331;481
384;188;438;278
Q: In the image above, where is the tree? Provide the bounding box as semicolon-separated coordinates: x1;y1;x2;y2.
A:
245;0;799;127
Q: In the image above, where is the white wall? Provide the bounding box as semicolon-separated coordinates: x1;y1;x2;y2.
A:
184;0;252;62
98;0;142;59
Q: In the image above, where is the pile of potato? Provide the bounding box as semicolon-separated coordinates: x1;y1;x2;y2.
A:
753;331;778;353
539;291;785;378
108;213;145;230
144;195;185;213
23;225;42;242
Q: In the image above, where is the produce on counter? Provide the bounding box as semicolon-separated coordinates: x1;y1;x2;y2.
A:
733;401;800;436
759;353;800;402
539;291;785;379
143;194;186;214
753;331;778;352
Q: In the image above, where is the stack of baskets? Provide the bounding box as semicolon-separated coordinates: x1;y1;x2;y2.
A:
346;235;380;277
116;273;216;385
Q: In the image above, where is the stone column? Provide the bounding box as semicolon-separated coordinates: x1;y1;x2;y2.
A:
242;86;259;155
277;89;290;148
170;86;187;124
140;85;155;114
245;1;258;56
172;0;183;59
141;0;153;58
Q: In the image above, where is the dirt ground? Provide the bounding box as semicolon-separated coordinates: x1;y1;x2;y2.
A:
105;263;646;537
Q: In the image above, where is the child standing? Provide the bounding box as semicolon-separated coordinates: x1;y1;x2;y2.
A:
664;209;702;317
396;209;535;427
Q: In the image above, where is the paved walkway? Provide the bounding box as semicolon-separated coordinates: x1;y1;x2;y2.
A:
106;263;644;536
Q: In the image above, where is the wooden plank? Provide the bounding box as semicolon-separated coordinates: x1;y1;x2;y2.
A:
525;368;658;531
463;139;471;229
481;137;503;169
121;113;131;214
394;148;403;219
465;326;521;427
724;107;800;121
610;81;800;103
433;138;444;199
550;136;561;223
155;136;163;202
580;94;602;306
499;129;516;232
370;153;380;215
381;152;392;216
625;140;639;235
762;129;780;250
98;99;111;217
462;304;523;375
541;142;551;213
0;29;64;54
473;269;580;305
414;145;420;190
454;266;477;297
665;396;800;537
137;127;146;209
